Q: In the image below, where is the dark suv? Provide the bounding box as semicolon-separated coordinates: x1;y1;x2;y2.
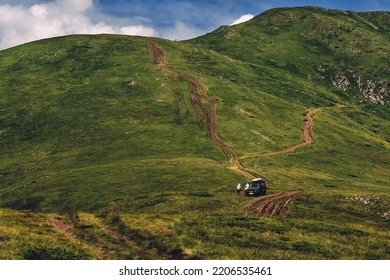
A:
244;178;267;197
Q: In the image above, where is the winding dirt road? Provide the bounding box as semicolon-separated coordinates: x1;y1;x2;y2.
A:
146;41;330;218
147;41;258;180
240;108;319;160
147;41;325;179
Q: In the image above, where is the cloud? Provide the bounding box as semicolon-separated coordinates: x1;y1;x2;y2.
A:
160;21;208;40
0;0;157;50
230;14;254;25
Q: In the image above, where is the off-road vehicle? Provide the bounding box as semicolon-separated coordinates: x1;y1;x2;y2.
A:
244;178;267;197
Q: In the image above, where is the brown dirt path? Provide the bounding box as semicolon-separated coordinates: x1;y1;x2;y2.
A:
50;218;79;242
146;41;331;176
51;215;136;255
242;191;301;218
147;41;165;65
146;42;321;218
240;108;319;160
240;105;346;160
147;41;259;180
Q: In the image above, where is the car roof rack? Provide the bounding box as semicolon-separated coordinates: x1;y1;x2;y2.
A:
252;178;264;182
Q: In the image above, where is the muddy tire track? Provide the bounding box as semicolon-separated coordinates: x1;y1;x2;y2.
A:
147;41;165;65
147;42;307;219
145;43;353;220
147;41;259;180
242;191;301;218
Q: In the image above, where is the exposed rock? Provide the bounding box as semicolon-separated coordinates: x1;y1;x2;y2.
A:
333;74;350;90
214;26;235;39
224;32;235;39
382;211;390;220
349;194;381;205
362;80;390;105
337;69;390;105
128;80;136;86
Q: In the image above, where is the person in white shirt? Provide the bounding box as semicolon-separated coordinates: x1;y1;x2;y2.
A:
236;183;242;196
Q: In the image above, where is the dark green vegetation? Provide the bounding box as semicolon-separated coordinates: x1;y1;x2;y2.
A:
0;7;389;259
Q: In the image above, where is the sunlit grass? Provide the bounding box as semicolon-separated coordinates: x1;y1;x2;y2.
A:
0;7;389;259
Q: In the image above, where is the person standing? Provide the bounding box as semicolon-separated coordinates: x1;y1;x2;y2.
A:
244;183;250;196
236;183;241;196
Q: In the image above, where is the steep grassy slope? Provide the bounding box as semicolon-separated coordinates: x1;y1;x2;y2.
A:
0;35;240;212
190;6;390;208
0;7;389;259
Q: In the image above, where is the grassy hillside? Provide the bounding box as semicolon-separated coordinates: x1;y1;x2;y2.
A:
0;35;240;212
192;7;390;112
0;7;389;259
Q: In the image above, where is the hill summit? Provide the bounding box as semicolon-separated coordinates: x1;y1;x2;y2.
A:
193;6;390;105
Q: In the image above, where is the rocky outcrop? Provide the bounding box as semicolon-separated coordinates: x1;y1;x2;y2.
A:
362;80;389;105
213;26;235;39
330;69;389;105
333;74;350;90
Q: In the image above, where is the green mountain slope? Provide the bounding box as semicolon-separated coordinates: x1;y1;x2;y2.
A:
0;7;389;259
193;7;390;108
0;35;239;212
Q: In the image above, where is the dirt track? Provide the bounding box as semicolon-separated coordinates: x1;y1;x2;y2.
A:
147;41;259;180
240;108;319;159
146;42;321;218
51;216;135;253
242;191;301;218
51;218;78;242
146;41;326;176
147;41;165;64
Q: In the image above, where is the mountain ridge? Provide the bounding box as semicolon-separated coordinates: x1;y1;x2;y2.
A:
192;6;390;109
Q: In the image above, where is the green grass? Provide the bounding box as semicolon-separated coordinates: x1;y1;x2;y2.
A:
243;108;390;195
0;35;238;212
0;7;389;259
0;208;91;259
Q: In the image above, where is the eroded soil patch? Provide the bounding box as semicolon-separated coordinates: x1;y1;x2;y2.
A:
242;191;301;218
